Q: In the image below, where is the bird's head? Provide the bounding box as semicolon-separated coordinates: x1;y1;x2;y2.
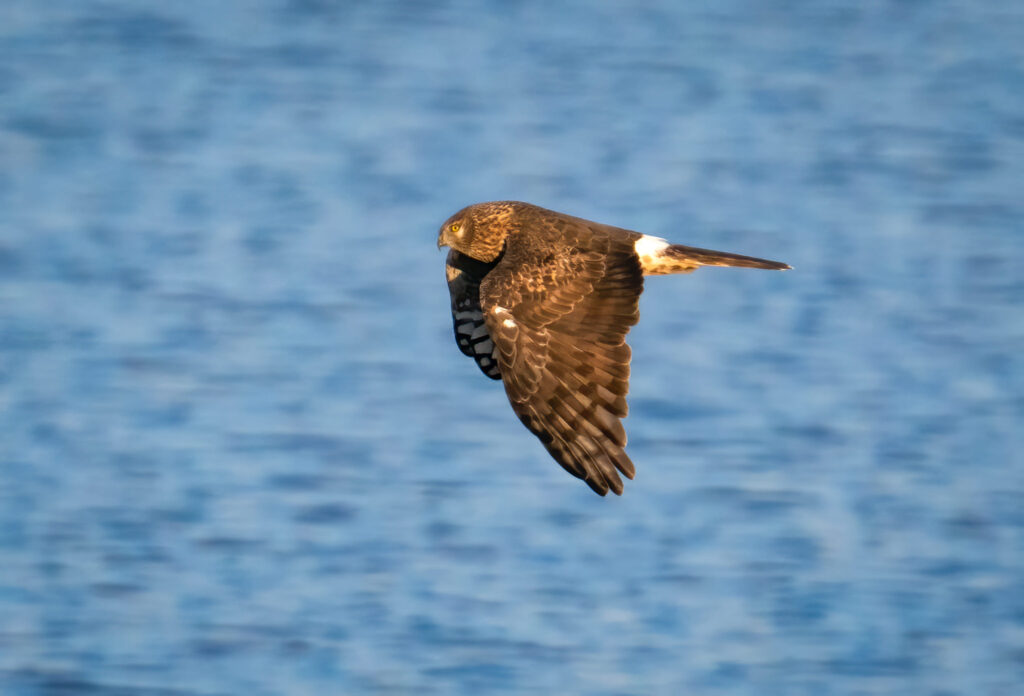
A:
437;201;518;263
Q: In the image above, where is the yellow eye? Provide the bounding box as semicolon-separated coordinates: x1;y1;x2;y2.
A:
450;222;462;234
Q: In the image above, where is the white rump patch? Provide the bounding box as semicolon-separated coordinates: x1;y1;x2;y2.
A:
634;235;669;258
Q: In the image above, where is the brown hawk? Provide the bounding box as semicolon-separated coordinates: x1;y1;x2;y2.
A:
438;201;790;496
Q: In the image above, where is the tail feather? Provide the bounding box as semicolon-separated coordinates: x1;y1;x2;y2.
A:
667;243;791;271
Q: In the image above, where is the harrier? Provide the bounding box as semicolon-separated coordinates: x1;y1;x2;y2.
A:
438;201;789;496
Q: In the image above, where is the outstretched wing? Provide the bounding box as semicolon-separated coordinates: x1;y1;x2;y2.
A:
479;226;644;495
446;249;501;379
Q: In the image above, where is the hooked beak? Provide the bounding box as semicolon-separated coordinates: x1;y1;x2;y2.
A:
437;230;447;250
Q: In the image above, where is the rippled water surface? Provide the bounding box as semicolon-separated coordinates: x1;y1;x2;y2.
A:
2;1;1023;694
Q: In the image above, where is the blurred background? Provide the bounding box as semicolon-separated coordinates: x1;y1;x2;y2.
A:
1;1;1022;694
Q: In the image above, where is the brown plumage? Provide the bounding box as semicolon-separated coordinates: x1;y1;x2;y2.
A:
438;201;790;496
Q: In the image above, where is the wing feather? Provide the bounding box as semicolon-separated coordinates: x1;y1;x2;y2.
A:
480;223;644;495
446;250;501;380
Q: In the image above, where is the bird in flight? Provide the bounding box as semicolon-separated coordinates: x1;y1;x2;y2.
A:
438;201;790;496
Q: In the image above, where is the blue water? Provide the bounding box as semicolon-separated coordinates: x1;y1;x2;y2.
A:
2;1;1023;694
